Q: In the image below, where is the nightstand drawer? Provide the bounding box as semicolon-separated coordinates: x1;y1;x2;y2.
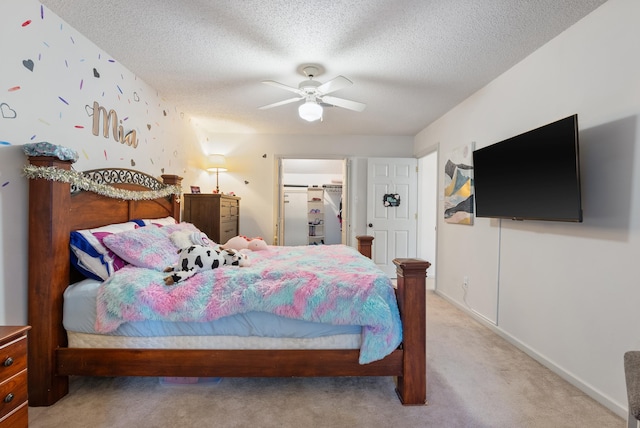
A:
0;337;26;381
0;401;28;428
0;370;27;421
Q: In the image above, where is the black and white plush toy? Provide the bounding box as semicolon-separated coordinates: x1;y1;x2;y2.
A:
163;244;249;285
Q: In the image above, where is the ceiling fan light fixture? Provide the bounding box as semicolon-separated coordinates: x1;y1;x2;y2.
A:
298;101;323;122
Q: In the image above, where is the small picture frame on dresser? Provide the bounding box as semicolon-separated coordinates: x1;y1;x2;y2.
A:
190;186;201;194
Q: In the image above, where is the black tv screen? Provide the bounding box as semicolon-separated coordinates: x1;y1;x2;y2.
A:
472;114;583;222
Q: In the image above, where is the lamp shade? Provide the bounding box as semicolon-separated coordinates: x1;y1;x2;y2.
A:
298;101;323;122
207;154;227;172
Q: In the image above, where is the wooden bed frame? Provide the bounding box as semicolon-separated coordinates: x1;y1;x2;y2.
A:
26;155;431;407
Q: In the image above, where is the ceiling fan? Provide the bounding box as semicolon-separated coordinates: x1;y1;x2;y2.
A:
259;65;366;122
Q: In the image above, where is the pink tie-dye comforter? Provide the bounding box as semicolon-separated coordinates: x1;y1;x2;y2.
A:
96;244;402;364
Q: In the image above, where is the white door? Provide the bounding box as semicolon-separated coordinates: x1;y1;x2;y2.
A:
367;158;418;277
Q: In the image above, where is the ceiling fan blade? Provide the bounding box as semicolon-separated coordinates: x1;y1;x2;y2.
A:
317;75;352;95
321;95;366;112
262;80;303;95
258;96;303;110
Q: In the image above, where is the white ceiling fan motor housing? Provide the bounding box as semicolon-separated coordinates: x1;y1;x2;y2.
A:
299;79;321;94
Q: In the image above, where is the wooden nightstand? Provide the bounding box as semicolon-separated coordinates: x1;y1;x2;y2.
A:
0;326;30;428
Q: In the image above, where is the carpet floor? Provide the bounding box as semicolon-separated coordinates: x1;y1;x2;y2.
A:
28;291;624;428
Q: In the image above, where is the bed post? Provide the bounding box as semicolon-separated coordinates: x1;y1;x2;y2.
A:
161;174;182;220
27;155;73;406
393;257;430;405
356;235;374;259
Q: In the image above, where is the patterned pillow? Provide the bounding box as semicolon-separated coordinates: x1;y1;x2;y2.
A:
103;222;200;270
70;221;141;281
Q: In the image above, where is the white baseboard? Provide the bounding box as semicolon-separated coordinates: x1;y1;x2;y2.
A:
433;289;626;419
426;276;435;291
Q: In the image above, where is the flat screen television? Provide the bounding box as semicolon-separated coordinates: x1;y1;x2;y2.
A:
472;114;583;222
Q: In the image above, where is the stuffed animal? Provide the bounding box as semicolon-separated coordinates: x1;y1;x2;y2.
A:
247;237;268;251
221;235;249;251
163;245;249;285
222;235;268;251
169;230;216;250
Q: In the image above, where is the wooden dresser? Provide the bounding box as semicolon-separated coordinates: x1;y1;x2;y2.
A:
0;326;30;428
182;194;240;244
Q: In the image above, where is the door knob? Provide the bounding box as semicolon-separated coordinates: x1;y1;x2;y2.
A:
368;223;373;227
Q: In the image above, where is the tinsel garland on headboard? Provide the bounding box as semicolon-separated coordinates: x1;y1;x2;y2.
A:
23;165;181;201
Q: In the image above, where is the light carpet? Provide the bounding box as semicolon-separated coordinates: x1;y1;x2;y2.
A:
29;291;623;428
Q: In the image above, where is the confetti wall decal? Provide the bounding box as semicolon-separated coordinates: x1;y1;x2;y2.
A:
22;59;34;71
4;2;194;226
0;103;17;119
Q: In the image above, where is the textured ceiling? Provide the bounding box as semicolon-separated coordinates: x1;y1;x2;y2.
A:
40;0;608;136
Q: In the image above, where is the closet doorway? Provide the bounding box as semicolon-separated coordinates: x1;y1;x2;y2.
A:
276;158;349;247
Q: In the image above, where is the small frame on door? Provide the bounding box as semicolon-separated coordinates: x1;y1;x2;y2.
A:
383;193;401;207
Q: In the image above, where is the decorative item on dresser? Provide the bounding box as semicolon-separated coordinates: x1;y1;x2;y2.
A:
182;193;240;244
0;326;30;428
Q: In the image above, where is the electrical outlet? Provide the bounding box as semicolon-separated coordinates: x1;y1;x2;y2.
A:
463;276;469;290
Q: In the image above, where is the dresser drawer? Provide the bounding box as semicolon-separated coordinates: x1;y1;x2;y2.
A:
219;200;239;221
182;194;240;243
219;221;238;244
0;337;26;381
0;370;27;421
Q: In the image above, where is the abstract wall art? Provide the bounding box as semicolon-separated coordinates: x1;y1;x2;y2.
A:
443;142;474;225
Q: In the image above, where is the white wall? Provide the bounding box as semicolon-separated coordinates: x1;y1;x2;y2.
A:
0;0;204;325
417;151;438;280
414;0;639;416
0;1;414;325
198;134;413;245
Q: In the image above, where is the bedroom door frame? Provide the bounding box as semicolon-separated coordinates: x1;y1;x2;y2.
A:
274;156;350;247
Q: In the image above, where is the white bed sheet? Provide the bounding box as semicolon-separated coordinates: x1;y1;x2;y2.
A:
63;278;362;347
